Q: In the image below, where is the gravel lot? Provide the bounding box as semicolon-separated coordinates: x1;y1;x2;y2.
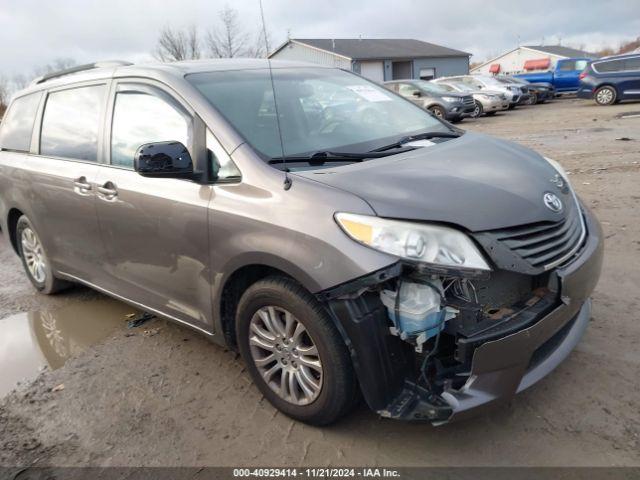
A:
1;98;639;467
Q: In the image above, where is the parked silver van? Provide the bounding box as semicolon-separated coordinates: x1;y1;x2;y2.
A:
0;59;603;425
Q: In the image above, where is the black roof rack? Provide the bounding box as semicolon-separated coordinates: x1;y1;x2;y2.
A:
32;60;133;85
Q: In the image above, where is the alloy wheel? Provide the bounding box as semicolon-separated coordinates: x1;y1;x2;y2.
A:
249;306;323;405
430;106;444;118
596;87;615;105
21;227;47;284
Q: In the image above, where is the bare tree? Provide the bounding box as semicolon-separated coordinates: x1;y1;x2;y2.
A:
11;74;28;92
207;5;248;58
0;75;9;118
246;28;273;58
33;58;77;77
154;25;201;62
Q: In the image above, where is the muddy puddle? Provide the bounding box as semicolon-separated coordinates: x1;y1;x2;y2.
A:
0;298;140;397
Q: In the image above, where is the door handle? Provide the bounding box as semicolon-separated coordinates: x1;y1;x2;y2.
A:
97;181;118;200
73;176;92;193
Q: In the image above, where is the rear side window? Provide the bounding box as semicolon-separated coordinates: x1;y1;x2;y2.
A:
110;90;190;169
624;57;640;71
40;85;105;161
558;61;576;71
575;60;588;71
0;92;42;152
596;60;624;73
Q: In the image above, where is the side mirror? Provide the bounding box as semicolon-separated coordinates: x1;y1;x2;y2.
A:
134;141;194;179
412;90;422;97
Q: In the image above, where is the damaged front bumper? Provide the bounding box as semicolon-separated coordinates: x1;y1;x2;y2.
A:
319;207;604;424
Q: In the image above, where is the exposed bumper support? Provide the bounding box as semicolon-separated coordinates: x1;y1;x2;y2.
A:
321;207;603;424
442;299;591;423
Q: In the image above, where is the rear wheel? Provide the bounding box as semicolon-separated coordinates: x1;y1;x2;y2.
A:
485;111;497;116
16;216;69;294
428;105;446;119
470;101;483;118
594;86;616;106
236;276;357;425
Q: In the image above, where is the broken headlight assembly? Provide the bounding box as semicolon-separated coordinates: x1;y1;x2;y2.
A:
335;212;491;273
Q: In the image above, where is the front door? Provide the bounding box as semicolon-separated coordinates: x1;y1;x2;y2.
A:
95;82;213;331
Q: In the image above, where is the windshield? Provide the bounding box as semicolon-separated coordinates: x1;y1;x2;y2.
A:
478;77;505;88
446;82;473;92
187;67;449;159
412;80;448;95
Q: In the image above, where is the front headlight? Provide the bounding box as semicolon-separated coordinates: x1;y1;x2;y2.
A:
335;213;491;271
441;96;460;103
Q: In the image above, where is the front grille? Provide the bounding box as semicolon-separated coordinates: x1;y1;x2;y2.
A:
488;204;586;271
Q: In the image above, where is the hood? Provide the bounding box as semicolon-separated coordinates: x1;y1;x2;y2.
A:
294;132;574;232
437;92;468;99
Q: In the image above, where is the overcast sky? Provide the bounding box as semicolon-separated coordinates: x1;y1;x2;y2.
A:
1;0;638;78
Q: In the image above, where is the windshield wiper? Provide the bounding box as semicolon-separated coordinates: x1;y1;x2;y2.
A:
373;130;463;152
268;146;416;166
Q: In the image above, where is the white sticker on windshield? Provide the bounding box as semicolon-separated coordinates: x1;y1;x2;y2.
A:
346;85;392;102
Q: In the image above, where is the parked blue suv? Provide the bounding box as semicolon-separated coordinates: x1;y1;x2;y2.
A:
578;53;640;105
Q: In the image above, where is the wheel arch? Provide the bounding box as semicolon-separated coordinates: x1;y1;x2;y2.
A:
6;208;24;255
594;83;619;102
215;254;324;348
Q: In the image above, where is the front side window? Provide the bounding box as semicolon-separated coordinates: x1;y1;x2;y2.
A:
575;60;588;71
206;129;240;181
111;89;190;168
40;85;105;161
624;57;640;71
187;67;448;160
0;92;42;152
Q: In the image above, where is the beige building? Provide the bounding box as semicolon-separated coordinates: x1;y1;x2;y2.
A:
472;45;596;75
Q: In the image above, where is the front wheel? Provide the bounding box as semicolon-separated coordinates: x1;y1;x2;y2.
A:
428;105;446;119
594;86;616;105
236;276;357;425
16;215;69;294
470;101;483;118
526;93;538;105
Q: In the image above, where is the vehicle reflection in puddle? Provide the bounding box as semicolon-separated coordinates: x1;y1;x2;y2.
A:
0;299;140;397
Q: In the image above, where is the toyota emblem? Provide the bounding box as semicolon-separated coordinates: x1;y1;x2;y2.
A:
543;192;563;213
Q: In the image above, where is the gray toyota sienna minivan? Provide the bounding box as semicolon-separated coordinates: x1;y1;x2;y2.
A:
0;59;603;425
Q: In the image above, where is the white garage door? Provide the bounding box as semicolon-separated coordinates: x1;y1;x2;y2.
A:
359;61;384;83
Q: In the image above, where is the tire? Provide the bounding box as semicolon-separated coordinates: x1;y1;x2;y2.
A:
428;105;446;119
16;215;69;294
594;86;616;106
508;103;517;110
526;93;538;105
236;276;357;425
485;111;497;116
471;101;483;118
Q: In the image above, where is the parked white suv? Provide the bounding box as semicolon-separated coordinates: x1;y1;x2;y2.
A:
435;75;523;109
